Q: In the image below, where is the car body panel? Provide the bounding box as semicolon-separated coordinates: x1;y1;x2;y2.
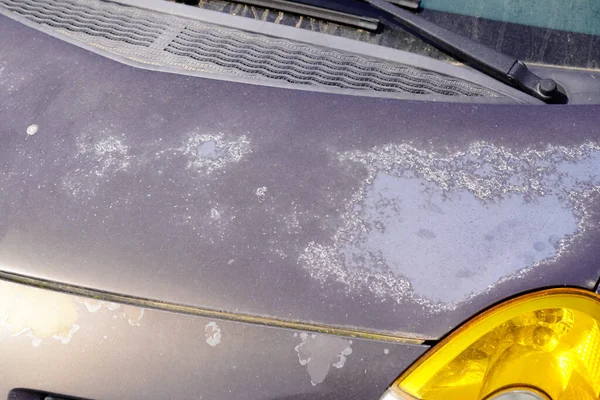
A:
1;14;600;343
0;279;427;399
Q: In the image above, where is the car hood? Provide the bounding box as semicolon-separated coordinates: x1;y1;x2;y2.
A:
1;15;600;340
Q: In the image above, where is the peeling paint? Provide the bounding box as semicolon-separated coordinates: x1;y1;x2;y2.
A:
52;324;80;344
294;332;353;386
63;131;131;197
0;280;145;347
205;321;222;347
181;133;251;174
0;280;79;347
300;141;600;311
124;306;145;326
76;298;120;313
255;186;267;202
210;208;221;220
26;124;38;136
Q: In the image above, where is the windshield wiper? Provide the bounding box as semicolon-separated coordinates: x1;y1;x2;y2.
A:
365;0;567;103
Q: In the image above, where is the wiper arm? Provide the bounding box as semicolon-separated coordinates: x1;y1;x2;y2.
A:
366;0;567;104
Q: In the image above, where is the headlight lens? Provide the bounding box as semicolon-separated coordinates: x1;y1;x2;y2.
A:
380;288;600;400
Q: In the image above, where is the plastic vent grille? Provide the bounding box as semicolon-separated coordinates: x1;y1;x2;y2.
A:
0;0;501;97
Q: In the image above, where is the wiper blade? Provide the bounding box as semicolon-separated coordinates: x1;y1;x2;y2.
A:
222;0;420;31
366;0;567;104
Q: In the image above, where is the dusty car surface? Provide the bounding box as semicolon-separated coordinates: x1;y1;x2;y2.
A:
0;0;599;399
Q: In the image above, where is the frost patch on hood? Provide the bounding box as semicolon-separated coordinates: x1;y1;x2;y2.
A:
205;321;222;347
294;332;353;386
181;133;251;174
63;132;131;197
300;141;600;311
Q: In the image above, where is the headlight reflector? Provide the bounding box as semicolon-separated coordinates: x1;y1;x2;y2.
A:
381;288;600;400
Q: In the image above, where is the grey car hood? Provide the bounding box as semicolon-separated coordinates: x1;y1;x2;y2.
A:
1;15;600;340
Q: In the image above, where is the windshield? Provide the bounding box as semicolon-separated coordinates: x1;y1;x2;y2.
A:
419;0;600;69
195;0;599;70
421;0;600;37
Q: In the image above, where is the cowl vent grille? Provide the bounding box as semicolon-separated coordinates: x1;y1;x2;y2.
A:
0;0;501;97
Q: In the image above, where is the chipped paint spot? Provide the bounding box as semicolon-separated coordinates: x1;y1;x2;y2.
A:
181;133;251;174
26;124;39;136
205;321;222;347
210;208;221;220
300;141;600;311
384;348;389;355
124;306;144;326
294;332;353;386
255;186;267;202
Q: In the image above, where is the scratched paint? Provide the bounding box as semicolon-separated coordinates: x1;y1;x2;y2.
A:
294;332;353;386
301;141;600;310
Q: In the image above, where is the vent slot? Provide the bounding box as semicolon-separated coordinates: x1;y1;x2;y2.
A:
0;0;501;97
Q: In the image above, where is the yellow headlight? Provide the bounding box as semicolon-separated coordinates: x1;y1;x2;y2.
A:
381;288;600;400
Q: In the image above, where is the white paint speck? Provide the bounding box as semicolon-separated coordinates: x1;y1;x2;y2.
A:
205;321;222;347
255;186;267;202
124;306;145;326
384;348;389;355
26;124;39;136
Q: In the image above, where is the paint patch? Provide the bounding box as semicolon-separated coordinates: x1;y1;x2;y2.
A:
300;141;600;310
205;321;222;347
294;332;353;386
181;133;251;174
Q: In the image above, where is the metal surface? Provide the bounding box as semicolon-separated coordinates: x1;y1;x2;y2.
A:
0;0;500;98
2;14;600;342
0;279;427;399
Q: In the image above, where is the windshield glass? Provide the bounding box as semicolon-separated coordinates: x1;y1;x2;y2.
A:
421;0;600;37
419;0;600;69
